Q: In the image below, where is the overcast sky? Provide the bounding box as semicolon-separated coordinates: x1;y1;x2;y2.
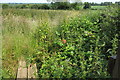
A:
0;0;120;3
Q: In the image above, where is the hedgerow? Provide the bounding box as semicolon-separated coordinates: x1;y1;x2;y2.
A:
33;5;120;78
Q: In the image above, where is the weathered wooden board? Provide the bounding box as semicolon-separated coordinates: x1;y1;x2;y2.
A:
108;55;116;76
112;41;120;78
28;63;38;79
17;59;38;79
17;60;27;79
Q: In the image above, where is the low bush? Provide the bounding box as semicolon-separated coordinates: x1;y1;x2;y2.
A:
34;5;120;78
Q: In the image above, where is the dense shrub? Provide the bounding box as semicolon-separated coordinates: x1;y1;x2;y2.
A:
83;2;91;9
70;2;83;10
50;2;71;10
30;4;39;9
33;5;120;78
2;4;9;9
39;4;50;9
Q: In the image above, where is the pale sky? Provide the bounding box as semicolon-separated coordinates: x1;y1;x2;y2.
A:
0;0;120;3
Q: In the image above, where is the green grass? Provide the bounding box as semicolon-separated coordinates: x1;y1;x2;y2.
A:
91;6;107;10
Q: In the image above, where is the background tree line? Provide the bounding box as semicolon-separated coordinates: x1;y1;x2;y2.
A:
2;1;120;10
2;2;83;10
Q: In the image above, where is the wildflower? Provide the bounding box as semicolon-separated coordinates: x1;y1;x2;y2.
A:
61;39;66;44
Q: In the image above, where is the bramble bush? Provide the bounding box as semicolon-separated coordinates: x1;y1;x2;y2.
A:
33;5;120;78
34;7;119;78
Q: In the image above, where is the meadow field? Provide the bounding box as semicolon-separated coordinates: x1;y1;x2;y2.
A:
91;6;107;10
2;5;120;78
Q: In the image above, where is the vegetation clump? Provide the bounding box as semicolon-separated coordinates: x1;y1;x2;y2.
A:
33;5;120;78
83;2;91;9
2;3;120;78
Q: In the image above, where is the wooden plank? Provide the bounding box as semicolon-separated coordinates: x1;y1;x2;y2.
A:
17;60;27;79
17;58;38;79
28;63;38;79
108;55;116;76
112;41;120;78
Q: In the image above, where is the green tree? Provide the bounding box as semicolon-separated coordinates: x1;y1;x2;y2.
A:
21;4;29;9
31;4;39;9
83;2;91;9
57;2;70;10
39;4;50;9
115;2;120;5
51;2;70;10
71;2;82;10
2;4;9;9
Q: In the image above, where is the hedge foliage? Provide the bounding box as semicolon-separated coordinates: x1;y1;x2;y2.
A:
32;5;120;78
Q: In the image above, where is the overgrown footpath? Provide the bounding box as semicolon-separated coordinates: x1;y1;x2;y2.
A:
2;9;80;78
32;5;120;78
2;5;120;78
